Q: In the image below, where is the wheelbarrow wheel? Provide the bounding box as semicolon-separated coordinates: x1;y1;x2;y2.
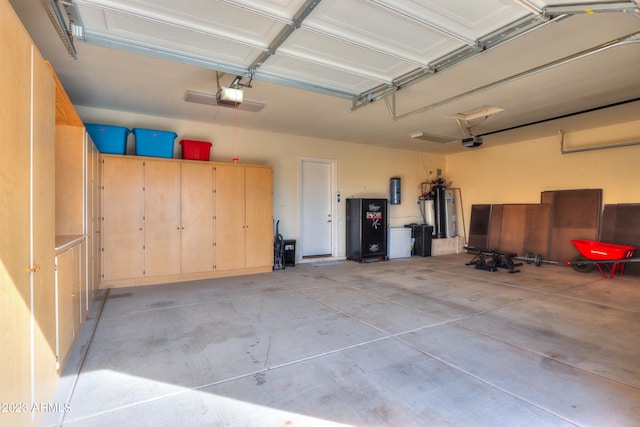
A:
571;256;594;273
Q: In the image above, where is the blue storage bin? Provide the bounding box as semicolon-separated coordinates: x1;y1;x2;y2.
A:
85;124;130;154
132;128;177;158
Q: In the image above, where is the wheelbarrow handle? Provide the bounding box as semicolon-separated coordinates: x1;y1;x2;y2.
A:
566;258;640;265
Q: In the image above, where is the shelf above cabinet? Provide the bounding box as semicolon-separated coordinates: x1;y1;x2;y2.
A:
55;234;86;253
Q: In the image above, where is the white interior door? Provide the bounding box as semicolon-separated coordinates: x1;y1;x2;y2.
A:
301;159;334;257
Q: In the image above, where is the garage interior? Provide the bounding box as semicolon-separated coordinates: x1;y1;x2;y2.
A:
3;0;640;426
42;256;640;426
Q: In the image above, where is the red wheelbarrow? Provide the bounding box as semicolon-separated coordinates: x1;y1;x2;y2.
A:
567;239;637;279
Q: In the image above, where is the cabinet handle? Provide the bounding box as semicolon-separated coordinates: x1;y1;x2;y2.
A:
27;264;41;273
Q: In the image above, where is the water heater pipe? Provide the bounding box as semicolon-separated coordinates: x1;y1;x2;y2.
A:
449;187;467;246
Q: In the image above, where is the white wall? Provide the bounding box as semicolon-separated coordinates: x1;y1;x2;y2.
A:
78;106;446;258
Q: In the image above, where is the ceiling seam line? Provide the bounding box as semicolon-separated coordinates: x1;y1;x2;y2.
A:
73;2;271;52
300;25;428;68
366;0;476;46
213;0;295;24
269;51;393;84
391;32;640;122
512;0;543;15
76;0;292;24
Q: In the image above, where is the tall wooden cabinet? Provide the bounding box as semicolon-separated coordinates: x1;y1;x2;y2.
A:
181;161;216;273
87;131;102;298
102;156;145;280
217;165;274;270
100;155;273;287
144;160;182;276
1;19;33;426
245;166;275;268
216;165;247;270
31;48;58;412
1;2;57;425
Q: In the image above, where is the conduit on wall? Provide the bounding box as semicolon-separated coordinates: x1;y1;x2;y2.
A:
558;130;640;154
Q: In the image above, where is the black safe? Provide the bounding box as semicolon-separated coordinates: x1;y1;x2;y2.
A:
346;198;388;262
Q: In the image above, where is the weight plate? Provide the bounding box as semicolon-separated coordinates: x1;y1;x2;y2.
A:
525;252;534;264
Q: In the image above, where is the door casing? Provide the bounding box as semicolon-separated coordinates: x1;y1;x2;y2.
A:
299;157;338;259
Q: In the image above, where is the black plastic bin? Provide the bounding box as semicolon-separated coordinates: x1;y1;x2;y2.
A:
405;224;433;257
283;239;296;267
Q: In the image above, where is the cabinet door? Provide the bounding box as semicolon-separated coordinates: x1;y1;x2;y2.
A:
32;50;58;403
0;8;35;423
57;243;85;367
245;166;273;268
102;156;144;280
181;162;215;273
55;250;74;370
144;160;181;276
55;125;85;235
215;165;246;270
87;132;100;299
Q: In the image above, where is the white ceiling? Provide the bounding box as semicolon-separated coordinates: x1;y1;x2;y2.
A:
10;0;640;154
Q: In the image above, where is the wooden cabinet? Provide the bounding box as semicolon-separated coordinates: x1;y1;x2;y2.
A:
55;240;85;370
217;164;274;270
102;156;145;280
1;3;57;425
216;164;247;270
87;131;101;300
245;166;274;268
181;162;215;273
2;4;96;424
55;126;85;234
100;156;272;287
32;55;57;409
50;65;98;386
145;160;182;276
1;19;33;426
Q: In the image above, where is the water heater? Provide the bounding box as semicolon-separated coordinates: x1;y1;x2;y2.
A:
444;189;457;238
433;184;456;238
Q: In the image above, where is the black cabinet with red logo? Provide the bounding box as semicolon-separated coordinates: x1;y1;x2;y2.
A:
346;198;388;262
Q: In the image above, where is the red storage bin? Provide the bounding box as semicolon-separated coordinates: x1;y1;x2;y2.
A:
180;140;212;161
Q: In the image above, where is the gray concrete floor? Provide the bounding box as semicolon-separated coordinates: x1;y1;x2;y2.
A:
43;254;640;426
